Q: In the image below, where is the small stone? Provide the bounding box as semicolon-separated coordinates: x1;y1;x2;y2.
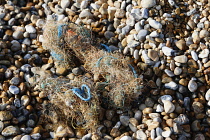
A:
194;134;205;140
31;133;41;140
164;81;178;90
10;77;20;85
175;39;188;50
145;97;155;107
192;101;204;114
199;29;209;38
56;67;68;76
0;121;4;132
142;107;153;114
12;30;24;39
141;0;156;8
2;126;20;137
9;85;20;94
120;136;132;140
104;31;115;40
174;114;189;125
25;25;36;34
115;9;125;18
174;55;188;63
120;116;130;126
166;119;173;127
21;64;31;73
205;89;210;101
163;100;175;113
79;9;93;19
72;67;83;75
174;67;182;75
191;120;201;131
160;95;173;103
137;29;148;42
134;130;147;140
134;110;142;121
148;121;159;130
149;19;162;29
164;69;175;77
156;104;164;112
21;95;30;106
127;40;140;48
162;46;174;56
198;49;209;58
106;110;115;120
21;135;31;140
0;111;13;121
148;49;159;61
188;78;197;92
61;0;70;9
162;127;172;138
36;19;45;28
191;50;198;61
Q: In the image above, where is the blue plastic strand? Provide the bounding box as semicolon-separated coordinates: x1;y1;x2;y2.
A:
50;51;64;61
128;64;138;78
58;24;67;38
66;84;91;101
96;56;117;67
101;44;111;53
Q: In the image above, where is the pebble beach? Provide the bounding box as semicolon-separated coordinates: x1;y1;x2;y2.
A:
0;0;210;140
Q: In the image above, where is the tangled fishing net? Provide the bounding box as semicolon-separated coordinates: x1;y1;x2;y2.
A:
40;21;143;132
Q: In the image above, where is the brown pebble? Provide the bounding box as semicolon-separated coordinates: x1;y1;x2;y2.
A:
142;108;153;114
166;119;173;127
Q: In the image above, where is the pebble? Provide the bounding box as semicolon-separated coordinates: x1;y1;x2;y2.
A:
148;49;159;61
31;133;41;140
162;46;174;56
120;116;130;126
165;81;178;90
25;25;36;34
9;85;20;94
149;19;162;29
175;40;187;50
61;0;71;9
120;136;132;140
191;50;198;61
188;78;198;92
156;104;164;112
161;127;172;138
21;135;31;140
174;55;188;63
174;114;189;125
141;0;156;8
198;49;209;58
205;89;210;101
137;29;148;42
2;126;20;137
163;100;175;113
12;30;24;39
10;77;20;85
0;111;13;121
133;130;147;140
174;67;182;75
164;69;175;77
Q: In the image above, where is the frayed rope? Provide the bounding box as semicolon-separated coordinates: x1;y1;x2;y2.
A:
65;84;92;101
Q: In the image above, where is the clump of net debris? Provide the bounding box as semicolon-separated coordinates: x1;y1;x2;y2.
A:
39;21;143;132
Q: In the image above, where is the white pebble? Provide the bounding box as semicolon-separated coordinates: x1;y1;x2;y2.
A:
162;46;174;56
120;136;132;140
191;50;198;61
141;0;156;8
174;55;188;63
165;81;178;90
198;49;209;58
156;104;164;112
160;95;173;103
174;67;182;75
205;89;210;101
25;25;36;33
149;19;162;29
163;100;175;113
9;85;20;95
164;69;175;77
188;78;198;92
